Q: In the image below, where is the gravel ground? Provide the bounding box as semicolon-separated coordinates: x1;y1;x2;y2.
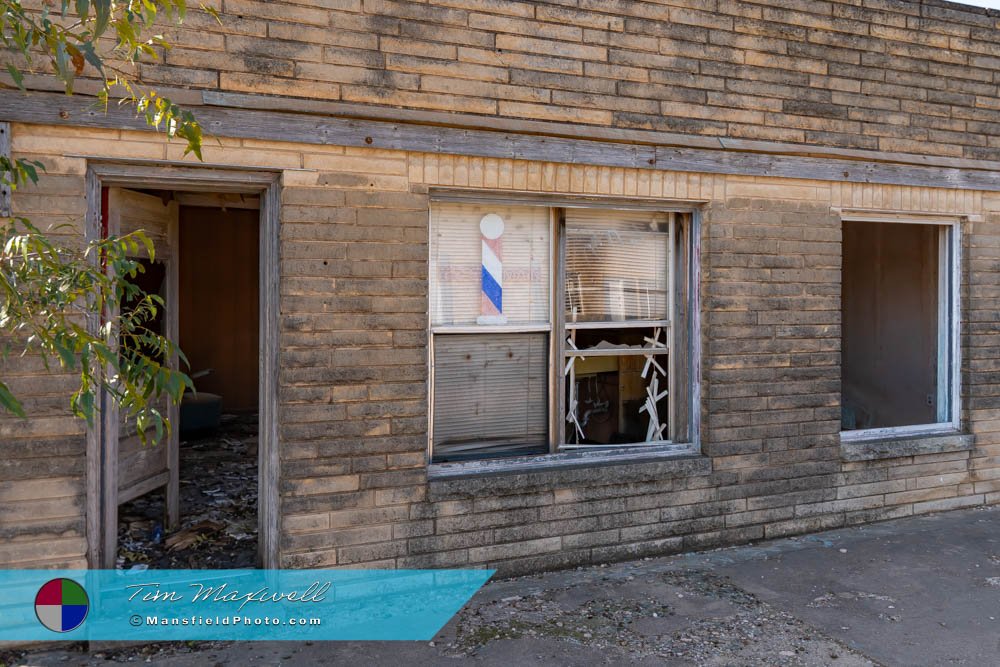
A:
434;560;874;666
0;557;872;666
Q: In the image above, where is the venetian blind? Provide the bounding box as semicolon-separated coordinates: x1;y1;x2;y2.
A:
430;202;550;327
432;333;548;461
564;209;672;323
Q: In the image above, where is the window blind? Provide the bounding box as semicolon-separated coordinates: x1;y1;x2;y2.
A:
430;203;550;327
564;209;671;323
431;333;548;461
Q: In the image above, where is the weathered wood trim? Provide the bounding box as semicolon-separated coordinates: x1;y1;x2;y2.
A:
204;91;1000;175
427;445;704;482
840;433;974;462
84;167;102;569
69;155;312;174
118;470;170;505
174;192;261;210
90;162;281;191
429;189;706;209
837;209;966;224
0;121;10;218
100;186;121;568
551;207;563;454
690;209;703;451
201;91;723;151
259;178;281;570
5;90;1000;192
166;200;180;529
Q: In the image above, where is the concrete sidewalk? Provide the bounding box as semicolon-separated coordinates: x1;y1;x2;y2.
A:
6;505;998;666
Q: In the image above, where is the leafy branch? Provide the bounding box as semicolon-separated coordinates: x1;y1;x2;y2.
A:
1;0;210;157
1;1;212;441
1;210;195;445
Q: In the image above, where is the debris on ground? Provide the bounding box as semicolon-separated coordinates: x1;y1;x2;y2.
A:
442;568;873;666
116;413;258;569
0;566;872;667
165;520;226;552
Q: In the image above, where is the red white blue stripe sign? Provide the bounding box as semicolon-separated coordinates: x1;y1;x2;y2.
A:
477;213;506;325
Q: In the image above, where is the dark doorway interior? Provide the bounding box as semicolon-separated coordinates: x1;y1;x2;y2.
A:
116;194;260;569
178;206;260;410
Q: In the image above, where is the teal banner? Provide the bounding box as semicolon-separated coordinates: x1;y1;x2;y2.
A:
0;569;493;641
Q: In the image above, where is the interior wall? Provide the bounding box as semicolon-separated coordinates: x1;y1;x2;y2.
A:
178;206;259;412
841;221;939;430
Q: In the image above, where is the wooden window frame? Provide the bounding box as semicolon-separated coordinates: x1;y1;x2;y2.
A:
839;214;962;444
427;192;702;467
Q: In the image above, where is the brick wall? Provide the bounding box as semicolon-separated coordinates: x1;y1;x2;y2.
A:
3;124;999;570
0;142;91;568
7;0;999;162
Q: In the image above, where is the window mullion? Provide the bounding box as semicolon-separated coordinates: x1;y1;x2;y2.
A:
936;225;948;424
667;213;676;443
553;207;567;453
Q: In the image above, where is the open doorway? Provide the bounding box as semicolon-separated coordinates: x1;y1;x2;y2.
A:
86;165;280;570
114;191;261;569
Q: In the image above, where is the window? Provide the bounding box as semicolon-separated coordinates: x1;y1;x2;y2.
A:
840;219;959;440
429;199;696;463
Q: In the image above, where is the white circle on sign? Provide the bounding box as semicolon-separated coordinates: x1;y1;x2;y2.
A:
480;214;505;240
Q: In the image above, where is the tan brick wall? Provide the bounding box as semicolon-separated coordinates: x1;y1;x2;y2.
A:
0;139;92;568
3;122;999;572
7;1;1000;161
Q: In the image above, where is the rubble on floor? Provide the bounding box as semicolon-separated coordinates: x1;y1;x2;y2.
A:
116;413;258;569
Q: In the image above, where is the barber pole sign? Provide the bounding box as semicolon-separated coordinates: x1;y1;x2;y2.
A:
477;213;507;325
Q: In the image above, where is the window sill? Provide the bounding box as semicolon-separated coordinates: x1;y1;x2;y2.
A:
839;431;974;462
427;445;712;482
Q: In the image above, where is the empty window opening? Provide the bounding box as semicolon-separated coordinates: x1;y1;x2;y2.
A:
114;189;261;569
841;220;956;435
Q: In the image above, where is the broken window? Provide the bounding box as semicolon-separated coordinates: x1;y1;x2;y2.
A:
430;201;696;463
562;210;692;448
841;220;958;436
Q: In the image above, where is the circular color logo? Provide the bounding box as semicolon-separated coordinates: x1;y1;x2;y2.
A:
35;578;89;633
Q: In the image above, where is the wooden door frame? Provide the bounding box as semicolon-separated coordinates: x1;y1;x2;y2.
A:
85;161;281;569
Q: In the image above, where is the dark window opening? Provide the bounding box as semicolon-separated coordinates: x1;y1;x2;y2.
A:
841;220;950;431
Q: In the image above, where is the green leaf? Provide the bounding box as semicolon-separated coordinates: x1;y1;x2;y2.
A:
78;41;103;73
2;0;204;445
0;382;27;417
200;4;221;24
75;0;90;21
93;0;112;37
6;64;25;92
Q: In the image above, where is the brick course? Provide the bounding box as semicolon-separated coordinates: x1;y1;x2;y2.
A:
35;0;997;161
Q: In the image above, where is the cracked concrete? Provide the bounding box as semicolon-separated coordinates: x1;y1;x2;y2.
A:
4;505;997;666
